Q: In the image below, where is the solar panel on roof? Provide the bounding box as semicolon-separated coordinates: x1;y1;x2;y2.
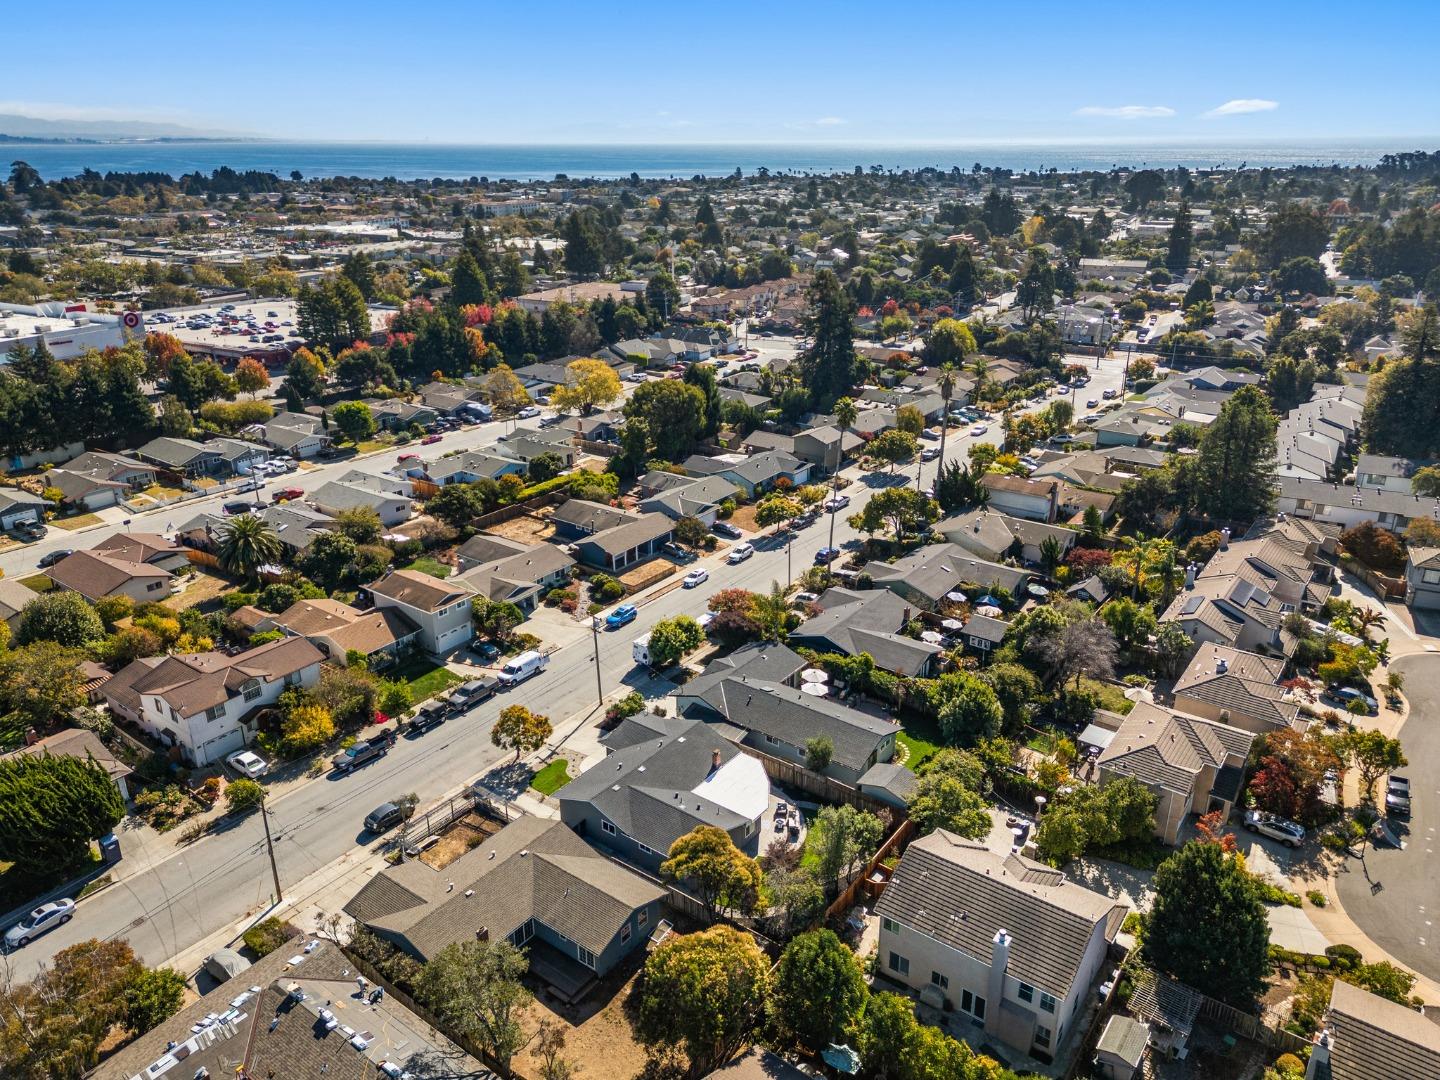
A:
1180;596;1204;615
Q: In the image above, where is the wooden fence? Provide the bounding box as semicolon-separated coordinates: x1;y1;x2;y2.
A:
185;548;286;583
572;438;618;458
409;476;441;498
824;817;916;920
1195;993;1310;1055
469;489;570;531
1341;557;1406;600
738;743;898;815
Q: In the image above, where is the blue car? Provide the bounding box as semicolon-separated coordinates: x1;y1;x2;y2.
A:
814;547;841;565
605;604;638;629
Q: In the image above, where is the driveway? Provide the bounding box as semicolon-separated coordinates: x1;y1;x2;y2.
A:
1336;652;1440;981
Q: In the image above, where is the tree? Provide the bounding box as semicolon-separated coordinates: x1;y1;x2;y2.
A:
331;400;376;443
645;271;681;320
215;512;283;580
1034;777;1155;864
936;673;1004;745
662;825;764;920
0;754;124;872
771;930;868;1051
1362;304;1440;456
17;590;104;648
924;318;977;366
799;269;862;408
869;429;918;473
684;362;724;439
427;482;494;528
935;459;989;513
1038;535;1065;578
811;804;886;885
233;356;269;397
483;363;531;411
492;705;552;763
858;486;937;542
1146;841;1270;1006
527;451;565;483
635;926;769;1075
1166;199;1193;271
1262;204;1330;267
981;663;1040;734
225;777;265;813
1274;257;1329;297
908;769;991;839
473;598;525;643
341;249;379;301
894;403;925;435
804;735;834;772
1191;385;1277;523
1027;613;1117;690
625;379;706;461
122;966;187;1034
417;939;533;1078
755;494;801;532
646;614;703;668
450;250;491;307
0;641;87;731
551;357;621;415
561;211;605;279
334;505;383;544
280;703;334;755
1338;728;1407;805
284;347;325;402
1016;249;1056;323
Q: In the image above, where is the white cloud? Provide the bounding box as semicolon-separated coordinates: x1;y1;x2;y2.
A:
814;117;846;126
1202;98;1279;118
1074;105;1175;120
0;100;192;122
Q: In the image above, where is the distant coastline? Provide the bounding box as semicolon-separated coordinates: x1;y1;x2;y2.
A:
4;137;1434;182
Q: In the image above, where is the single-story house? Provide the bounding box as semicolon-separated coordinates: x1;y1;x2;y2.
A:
42;451;156;511
264;597;421;668
0;487;47;531
133;436;225;477
681;450;811;497
309;480;413;526
788;587;942;677
574;511;674;571
453;538;574;613
4;728;136;802
0;577;36;631
1304;977;1440;1080
639;475;741;526
46;548;174;603
250;412;331;459
862;543;1032;611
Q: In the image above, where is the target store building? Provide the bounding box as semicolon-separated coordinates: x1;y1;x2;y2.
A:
0;301;135;363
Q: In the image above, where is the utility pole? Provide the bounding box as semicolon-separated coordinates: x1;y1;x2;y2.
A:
786;535;793;587
260;799;282;906
590;615;604;708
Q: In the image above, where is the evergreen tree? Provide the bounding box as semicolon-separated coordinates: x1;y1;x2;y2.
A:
799;270;861;409
0;754;125;872
450;250;491;307
1166;199;1193;271
1189;385;1277;523
562;211;604;279
683;361;723;439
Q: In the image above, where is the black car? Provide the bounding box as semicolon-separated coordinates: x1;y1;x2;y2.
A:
410;700;449;732
363;801;412;833
331;729;396;773
37;549;73;569
712;521;743;539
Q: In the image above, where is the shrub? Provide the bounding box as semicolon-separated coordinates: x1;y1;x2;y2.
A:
241;917;296;957
1306;890;1327;907
1325;944;1362;971
225;778;265;814
589;573;624;602
280;703;335;756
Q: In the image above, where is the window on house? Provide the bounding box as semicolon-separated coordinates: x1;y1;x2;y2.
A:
621;923;632;944
576;946;596;970
930;971;949;990
146;581;165;592
600;819;617;836
205;704;225;722
241;680;262;702
1424;569;1440;585
961;990;986;1020
638;842;655;856
1033;1025;1052;1050
1017;982;1034;1003
888;952;909;976
881;916;901;935
637;908;648;928
1039;991;1057;1013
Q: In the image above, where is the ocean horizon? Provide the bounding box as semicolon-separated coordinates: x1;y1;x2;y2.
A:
6;137;1437;183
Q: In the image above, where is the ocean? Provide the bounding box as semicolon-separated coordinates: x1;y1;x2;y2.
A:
4;138;1434;183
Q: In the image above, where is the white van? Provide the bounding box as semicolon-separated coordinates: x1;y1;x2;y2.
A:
632;633;652;667
497;650;548;687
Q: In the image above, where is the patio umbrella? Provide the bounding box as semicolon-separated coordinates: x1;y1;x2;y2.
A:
976;605;1003;618
1027;583;1050;597
801;682;829;696
977;594;1000;607
945;591;968;603
940;618;963;632
801;668;829;683
920;631;944;645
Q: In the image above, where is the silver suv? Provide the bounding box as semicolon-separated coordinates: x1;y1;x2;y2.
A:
1243;810;1306;848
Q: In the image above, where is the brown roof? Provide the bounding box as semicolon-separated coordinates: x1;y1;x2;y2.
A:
105;636;323;719
367;568;471;612
1173;644;1300;730
92;532;182;564
5;728;132;784
982;473;1058;498
45;549;171;600
1097;701;1255;795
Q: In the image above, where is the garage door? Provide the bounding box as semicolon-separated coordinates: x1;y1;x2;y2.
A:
199;728;246;766
0;509;36;530
436;625;471;650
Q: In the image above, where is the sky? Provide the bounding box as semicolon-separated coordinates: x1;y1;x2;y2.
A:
7;0;1438;144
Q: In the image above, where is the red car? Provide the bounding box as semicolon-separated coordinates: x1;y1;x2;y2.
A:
421;434;443;445
271;487;305;503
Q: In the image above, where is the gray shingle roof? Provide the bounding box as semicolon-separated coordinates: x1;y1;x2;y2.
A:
1097;701;1256;796
1322;978;1440;1080
876;830;1126;996
694;677;893;772
789;587;940;676
345;817;662;960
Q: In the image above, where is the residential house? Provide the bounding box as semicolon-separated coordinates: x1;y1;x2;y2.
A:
639;475;742;526
1354;453;1431;493
788;587;942;677
4;728;135;801
178;502;337;557
91;531;191;573
862;544;1032;611
0;487;47;531
91;932;483;1080
1304;978;1440;1080
452;538;573;613
133;436;225;477
857;762;919;809
103;636;324;766
41;451;156;511
367;569;474;653
344;816;664;986
702;1049;811;1080
1171;644;1302;734
1276;476;1440;532
1067;575;1111;605
516;281;632;314
574;511;674;571
209;437;272;476
369;398;440;432
961;613;1008;656
1406;546;1440;610
1095;701;1256;844
876;830;1127;1064
940;508;1076;566
558;714;770;873
251;412;331;459
406;448;528;487
0;577;35;631
46;548;174;603
265;597;421;668
681;450;811;498
498;432;577;467
745;426;862;476
980;475;1061;523
677;649;899;786
310;480;414;526
551;498;633;540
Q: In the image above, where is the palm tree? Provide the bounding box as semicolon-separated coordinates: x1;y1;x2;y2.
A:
829;396;858;559
969;353;989;407
934;362;957;491
216;514;282;581
1354;607;1387;640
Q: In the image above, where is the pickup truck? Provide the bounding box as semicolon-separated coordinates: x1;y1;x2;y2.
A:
410;700;450;733
331;729;396;773
445;677;499;713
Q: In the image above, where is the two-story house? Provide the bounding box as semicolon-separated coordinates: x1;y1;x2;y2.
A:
103;636;324;766
366;569;473;654
876;831;1127;1066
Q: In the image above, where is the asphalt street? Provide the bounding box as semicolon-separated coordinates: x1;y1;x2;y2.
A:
3;346;1129;980
1336;651;1440;982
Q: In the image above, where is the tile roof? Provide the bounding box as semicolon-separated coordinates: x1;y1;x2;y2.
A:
344;817;663;961
1321;978;1440;1080
1097;701;1256;796
368;568;472;611
876;830;1126;996
272;598;420;655
105;636;324;719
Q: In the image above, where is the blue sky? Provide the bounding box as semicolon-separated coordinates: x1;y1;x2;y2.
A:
7;0;1437;143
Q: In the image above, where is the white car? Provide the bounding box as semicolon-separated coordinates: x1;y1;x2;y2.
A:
920;446;940;461
683;568;710;588
970;424;989;436
226;750;270;779
727;542;755;564
5;899;75;949
1243;810;1306;848
516;405;540;419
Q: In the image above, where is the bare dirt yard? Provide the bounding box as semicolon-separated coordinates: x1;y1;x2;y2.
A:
487;513;558;545
416;812;504;870
514;963;649;1080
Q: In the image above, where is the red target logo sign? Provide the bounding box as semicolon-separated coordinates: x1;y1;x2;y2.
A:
121;311;142;330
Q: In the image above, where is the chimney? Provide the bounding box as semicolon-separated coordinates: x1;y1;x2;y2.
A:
986;930;1011;1037
1184;562;1197;588
476;927;489;942
1220;527;1231;549
710;749;722;773
1307;1028;1332;1078
1047;483;1059;524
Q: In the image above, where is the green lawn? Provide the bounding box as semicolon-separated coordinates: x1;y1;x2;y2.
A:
403;556;452;579
896;712;945;770
1075;676;1134;715
19;574;53;593
530;759;571;795
392;658;464;701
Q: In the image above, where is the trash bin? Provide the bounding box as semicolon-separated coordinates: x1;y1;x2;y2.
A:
99;833;121;865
